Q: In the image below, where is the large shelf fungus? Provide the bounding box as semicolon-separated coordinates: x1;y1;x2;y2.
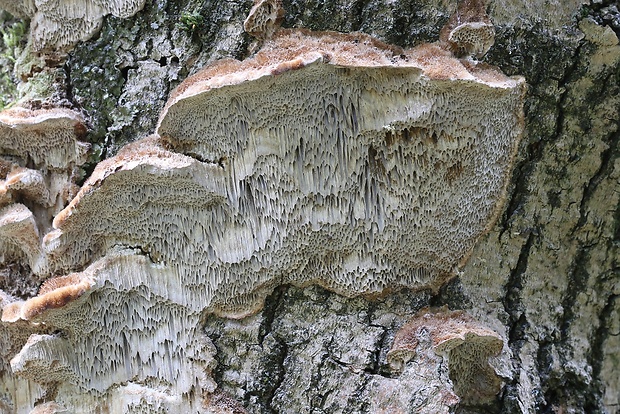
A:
156;27;524;315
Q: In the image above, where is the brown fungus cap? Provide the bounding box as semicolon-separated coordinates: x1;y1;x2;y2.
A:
43;136;229;277
388;308;504;405
439;0;495;58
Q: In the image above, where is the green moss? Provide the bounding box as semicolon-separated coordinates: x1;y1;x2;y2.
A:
178;11;205;34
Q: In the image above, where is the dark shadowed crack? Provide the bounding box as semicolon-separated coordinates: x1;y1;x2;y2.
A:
575;128;620;232
363;325;389;376
429;276;473;310
589;291;619;388
537;247;605;413
258;285;287;345
497;31;584;233
259;336;288;414
499;232;535;413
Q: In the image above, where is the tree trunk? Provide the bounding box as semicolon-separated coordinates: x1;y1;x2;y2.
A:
0;0;618;413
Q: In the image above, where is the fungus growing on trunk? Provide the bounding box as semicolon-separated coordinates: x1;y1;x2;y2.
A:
0;107;88;275
0;108;88;170
387;307;504;405
0;2;524;410
0;0;147;52
439;0;495;58
0;204;40;272
45;36;525;314
154;27;524;316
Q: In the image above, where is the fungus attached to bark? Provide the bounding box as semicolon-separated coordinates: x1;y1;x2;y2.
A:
5;249;217;411
0;107;88;170
387;308;504;405
40;25;526;317
244;0;284;40
439;0;495;58
156;27;523;315
1;5;525;410
0;107;89;278
0;0;147;52
0;204;41;271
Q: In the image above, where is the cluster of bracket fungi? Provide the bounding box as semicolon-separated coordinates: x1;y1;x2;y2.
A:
0;0;524;412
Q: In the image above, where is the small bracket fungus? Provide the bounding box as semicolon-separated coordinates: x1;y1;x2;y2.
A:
0;0;147;52
0;107;89;277
387;308;504;405
0;108;88;170
439;0;495;59
5;168;50;207
4;249;217;412
244;0;284;40
0;204;41;271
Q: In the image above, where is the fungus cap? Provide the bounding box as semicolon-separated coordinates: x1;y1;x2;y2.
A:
153;28;525;315
439;0;495;58
0;107;88;170
388;308;504;404
244;0;284;39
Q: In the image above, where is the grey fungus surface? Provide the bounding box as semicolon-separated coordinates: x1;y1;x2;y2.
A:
244;0;284;40
0;107;88;171
0;107;88;274
154;27;525;316
0;0;147;52
439;0;495;59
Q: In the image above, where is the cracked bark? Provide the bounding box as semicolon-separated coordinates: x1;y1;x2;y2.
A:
0;0;619;413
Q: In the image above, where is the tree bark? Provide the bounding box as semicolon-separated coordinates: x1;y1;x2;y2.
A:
0;0;618;413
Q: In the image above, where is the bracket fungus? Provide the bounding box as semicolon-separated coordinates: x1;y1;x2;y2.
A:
439;0;495;59
0;107;88;276
0;0;147;52
244;0;284;40
37;10;525;318
154;27;524;315
0;108;88;171
387;308;504;405
0;1;525;411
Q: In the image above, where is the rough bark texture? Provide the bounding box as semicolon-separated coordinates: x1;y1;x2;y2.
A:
0;0;618;413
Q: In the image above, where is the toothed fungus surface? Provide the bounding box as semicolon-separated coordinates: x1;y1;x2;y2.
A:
387;308;504;404
244;0;284;40
158;28;523;316
0;0;147;52
439;0;495;58
0;13;525;412
0;204;40;271
0;107;88;274
0;108;88;170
